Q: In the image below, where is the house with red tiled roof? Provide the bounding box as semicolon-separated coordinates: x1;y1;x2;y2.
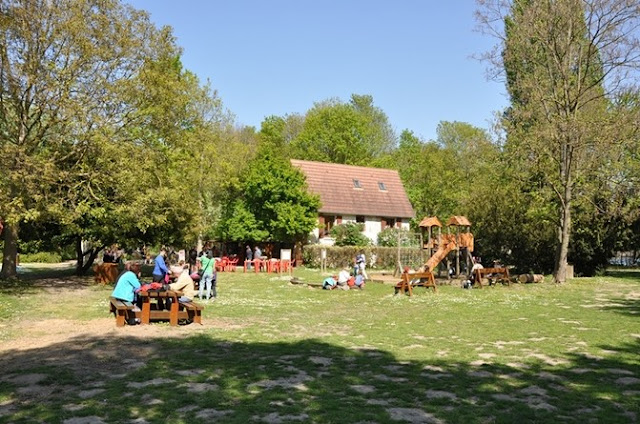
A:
291;159;415;245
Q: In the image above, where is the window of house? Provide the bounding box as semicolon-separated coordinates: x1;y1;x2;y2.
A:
356;215;365;223
353;179;362;189
378;182;387;191
382;217;396;229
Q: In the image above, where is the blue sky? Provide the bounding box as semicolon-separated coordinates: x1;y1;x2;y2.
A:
127;0;508;141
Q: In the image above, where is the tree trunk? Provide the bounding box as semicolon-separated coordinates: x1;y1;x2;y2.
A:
0;222;19;279
80;247;101;275
75;237;85;275
74;237;103;276
554;179;572;283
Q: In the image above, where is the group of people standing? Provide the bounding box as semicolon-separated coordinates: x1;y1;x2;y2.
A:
244;245;263;269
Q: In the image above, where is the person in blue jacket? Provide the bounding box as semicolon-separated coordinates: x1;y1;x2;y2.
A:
111;263;142;324
111;262;142;302
152;248;168;283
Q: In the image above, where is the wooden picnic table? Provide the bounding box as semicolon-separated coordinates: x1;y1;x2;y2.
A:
394;271;437;296
94;262;119;285
473;267;511;288
137;290;204;326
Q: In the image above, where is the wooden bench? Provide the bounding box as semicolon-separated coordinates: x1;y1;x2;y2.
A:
473;267;511;288
178;300;204;324
109;297;136;327
394;271;437;296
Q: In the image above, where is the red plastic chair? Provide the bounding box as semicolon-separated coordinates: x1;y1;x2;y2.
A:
268;259;280;273
216;257;228;272
226;257;239;272
280;259;292;272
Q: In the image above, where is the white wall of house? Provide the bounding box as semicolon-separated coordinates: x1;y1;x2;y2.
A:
310;226;320;244
363;218;381;244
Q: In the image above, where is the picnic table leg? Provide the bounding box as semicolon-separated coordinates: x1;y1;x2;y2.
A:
141;297;151;324
169;297;179;326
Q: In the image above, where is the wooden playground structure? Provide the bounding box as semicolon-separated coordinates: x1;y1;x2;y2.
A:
395;215;510;295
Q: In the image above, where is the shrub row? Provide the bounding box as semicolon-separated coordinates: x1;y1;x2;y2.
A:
19;251;63;263
302;244;425;270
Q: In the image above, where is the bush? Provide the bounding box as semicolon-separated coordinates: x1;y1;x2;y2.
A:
330;223;371;246
20;251;62;263
303;244;423;270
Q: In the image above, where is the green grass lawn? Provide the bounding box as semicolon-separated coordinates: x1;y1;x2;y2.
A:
0;266;639;423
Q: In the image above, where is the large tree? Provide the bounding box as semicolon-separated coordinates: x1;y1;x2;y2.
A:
290;94;396;165
0;0;180;278
477;0;640;282
216;152;319;244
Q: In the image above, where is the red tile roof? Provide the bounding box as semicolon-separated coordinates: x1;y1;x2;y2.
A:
291;159;415;218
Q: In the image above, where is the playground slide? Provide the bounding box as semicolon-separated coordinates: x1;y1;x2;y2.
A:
424;235;457;272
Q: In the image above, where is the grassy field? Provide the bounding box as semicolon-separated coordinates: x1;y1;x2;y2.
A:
0;265;639;423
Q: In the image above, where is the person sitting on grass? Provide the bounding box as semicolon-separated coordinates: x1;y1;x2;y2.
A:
336;266;351;290
169;263;198;302
354;270;365;289
322;276;337;290
111;262;142;324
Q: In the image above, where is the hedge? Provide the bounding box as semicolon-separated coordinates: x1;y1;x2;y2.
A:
302;244;424;270
19;251;63;263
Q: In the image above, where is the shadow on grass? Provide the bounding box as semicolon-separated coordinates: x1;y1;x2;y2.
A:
0;335;638;423
602;297;640;318
604;268;640;283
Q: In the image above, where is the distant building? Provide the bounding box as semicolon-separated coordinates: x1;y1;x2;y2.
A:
291;159;415;245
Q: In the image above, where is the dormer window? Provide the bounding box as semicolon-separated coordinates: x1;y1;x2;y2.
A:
353;179;362;189
378;182;387;191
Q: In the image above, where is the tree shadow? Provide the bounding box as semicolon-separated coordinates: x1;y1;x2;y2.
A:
0;335;638;423
604;268;640;283
601;297;640;318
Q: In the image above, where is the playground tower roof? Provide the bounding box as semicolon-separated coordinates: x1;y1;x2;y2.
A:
447;216;472;226
418;216;443;228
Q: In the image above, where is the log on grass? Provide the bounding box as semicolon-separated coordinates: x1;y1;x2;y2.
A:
518;274;544;283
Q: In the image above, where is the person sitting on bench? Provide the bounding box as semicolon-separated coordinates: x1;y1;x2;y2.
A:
111;262;142;324
169;263;198;302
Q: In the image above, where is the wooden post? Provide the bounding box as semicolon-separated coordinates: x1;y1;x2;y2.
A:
437;226;443;277
395;229;402;276
455;226;460;277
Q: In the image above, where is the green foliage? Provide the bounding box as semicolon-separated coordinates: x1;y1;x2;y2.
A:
217;200;269;243
376;227;416;247
0;0;235;277
19;252;62;264
329;223;371;247
217;153;319;243
482;0;640;280
289;94;396;165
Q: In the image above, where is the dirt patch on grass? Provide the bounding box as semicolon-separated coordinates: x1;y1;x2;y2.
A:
387;408;444;423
